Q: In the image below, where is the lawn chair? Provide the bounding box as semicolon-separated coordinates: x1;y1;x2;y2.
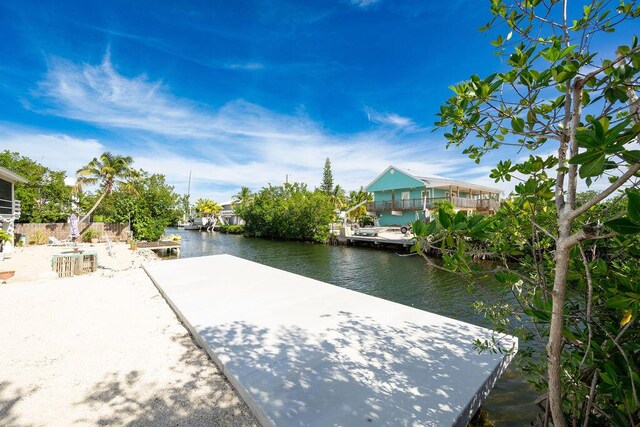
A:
48;237;72;246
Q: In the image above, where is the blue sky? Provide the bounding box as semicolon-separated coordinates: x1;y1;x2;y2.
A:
0;1;635;200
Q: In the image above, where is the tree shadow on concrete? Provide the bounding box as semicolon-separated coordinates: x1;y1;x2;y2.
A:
74;332;258;426
0;381;29;427
196;310;514;426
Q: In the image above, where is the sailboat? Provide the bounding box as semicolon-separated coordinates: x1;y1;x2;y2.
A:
181;171;219;231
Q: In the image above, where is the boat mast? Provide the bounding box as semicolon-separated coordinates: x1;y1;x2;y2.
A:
187;170;192;219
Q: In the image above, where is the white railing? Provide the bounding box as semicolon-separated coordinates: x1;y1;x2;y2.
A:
367;196;501;212
450;197;478;209
0;198;21;217
0;198;12;215
450;196;500;210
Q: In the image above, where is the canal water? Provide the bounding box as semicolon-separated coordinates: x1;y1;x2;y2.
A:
165;227;539;425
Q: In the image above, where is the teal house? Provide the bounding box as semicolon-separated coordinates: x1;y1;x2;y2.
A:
365;165;502;226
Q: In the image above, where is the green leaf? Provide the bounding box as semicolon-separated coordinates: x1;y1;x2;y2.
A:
568;150;603;165
494;270;520;285
467;214;484;228
599;371;615;385
622;150;640;163
438;209;452;228
412;220;427;237
627;191;640;223
604;217;640;234
606;295;639;310
575;130;599;148
454;210;467;225
578;154;606;178
446;234;454;247
511;116;525;132
592;117;606;140
454;222;468;231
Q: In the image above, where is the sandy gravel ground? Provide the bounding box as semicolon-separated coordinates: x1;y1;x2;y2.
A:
0;246;258;426
0;242;158;283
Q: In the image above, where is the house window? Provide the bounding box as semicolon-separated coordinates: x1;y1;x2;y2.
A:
421;190;431;199
401;191;410;200
0;179;11;215
0;179;11;201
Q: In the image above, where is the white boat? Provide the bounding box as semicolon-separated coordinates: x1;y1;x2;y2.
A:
353;227;380;237
183;222;201;230
184;215;218;231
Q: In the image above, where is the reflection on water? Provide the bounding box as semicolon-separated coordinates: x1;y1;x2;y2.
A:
165;228;539;425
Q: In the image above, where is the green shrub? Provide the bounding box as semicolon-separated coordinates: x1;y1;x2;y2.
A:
82;228;99;243
0;230;11;251
355;215;374;227
30;230;47;245
217;225;244;234
98;172;182;241
234;183;334;242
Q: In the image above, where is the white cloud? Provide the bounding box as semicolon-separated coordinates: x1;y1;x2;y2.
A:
37;55;215;138
350;0;381;8
35;54;321;143
225;62;265;70
25;54;506;201
366;108;416;129
0;126;104;176
132;132;474;201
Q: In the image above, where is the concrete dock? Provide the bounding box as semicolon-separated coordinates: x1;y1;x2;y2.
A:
143;255;517;427
346;234;416;248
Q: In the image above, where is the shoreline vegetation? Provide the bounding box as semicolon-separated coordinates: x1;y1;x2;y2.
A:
216;224;244;234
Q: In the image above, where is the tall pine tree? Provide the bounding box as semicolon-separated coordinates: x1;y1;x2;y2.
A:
321;158;333;193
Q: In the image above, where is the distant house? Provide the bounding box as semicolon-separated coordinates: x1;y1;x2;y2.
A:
0;165;28;248
365;165;502;226
219;201;244;226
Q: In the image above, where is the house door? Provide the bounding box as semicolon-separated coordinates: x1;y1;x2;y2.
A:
401;191;410;208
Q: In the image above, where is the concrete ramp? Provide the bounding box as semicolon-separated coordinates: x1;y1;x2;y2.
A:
143;254;517;427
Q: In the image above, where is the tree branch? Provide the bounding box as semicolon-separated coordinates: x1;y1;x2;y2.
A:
579;45;640;84
569;164;640;220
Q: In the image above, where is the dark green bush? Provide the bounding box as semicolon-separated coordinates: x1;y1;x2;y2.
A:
234;183;334;242
217;225;244;234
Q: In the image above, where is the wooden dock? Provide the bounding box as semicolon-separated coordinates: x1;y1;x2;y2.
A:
144;255;517;427
137;240;181;255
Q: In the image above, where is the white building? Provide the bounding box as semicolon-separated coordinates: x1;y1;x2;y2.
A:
219;201;244;226
0;166;28;252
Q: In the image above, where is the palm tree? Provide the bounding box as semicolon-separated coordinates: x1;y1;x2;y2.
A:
233;186;252;204
76;152;135;223
330;184;346;210
346;187;372;219
194;198;222;215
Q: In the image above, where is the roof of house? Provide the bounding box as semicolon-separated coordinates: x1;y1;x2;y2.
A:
0;166;28;184
366;165;502;194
